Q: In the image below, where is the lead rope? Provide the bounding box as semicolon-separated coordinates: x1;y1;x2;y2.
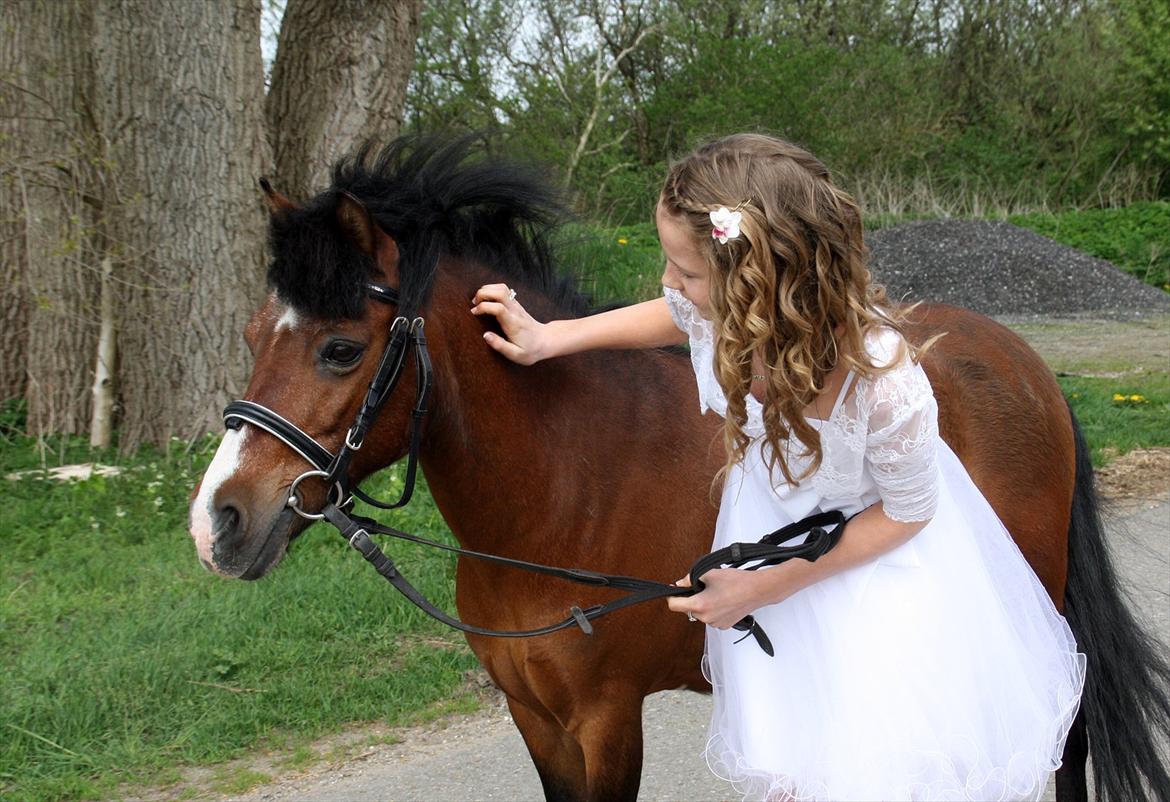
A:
321;503;851;656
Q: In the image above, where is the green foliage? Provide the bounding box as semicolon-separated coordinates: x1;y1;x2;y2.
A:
0;397;27;441
556;223;663;304
411;0;1167;222
1113;0;1170;167
0;436;477;802
1010;202;1170;289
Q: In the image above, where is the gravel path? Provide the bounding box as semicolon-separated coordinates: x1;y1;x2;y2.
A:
868;220;1170;318
229;496;1170;802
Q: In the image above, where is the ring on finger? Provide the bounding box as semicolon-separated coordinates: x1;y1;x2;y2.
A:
507;288;517;301
687;613;697;623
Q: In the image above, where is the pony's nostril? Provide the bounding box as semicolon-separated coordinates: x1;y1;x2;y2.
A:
215;504;240;538
212;504;245;559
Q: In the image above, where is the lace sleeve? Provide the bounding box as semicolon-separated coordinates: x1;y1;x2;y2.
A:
861;331;940;523
662;287;707;341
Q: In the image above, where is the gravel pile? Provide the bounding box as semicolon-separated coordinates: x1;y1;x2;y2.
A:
867;219;1170;319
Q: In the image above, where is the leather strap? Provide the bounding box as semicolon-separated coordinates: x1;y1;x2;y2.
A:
323;504;854;656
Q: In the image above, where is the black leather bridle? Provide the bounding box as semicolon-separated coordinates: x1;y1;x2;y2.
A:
220;283;849;656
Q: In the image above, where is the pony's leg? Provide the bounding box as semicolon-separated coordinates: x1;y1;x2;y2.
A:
507;695;587;802
571;692;645;802
1054;707;1089;802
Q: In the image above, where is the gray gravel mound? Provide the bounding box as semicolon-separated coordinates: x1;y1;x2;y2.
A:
867;219;1170;319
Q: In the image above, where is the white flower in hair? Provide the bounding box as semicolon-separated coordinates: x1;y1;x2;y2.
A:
709;206;743;244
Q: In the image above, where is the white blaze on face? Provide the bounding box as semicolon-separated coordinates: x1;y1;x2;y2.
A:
275;305;300;332
189;427;249;565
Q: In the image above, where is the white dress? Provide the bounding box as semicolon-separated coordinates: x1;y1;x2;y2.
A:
663;288;1086;802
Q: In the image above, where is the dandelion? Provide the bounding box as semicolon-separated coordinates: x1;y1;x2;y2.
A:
1128;394;1147;403
1112;393;1126;401
617;237;629;245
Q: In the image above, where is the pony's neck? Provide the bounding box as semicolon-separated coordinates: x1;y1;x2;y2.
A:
415;262;665;558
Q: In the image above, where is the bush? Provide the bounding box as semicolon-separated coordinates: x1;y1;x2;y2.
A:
1010;202;1170;290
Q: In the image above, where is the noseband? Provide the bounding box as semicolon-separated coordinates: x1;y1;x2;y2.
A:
219;284;850;656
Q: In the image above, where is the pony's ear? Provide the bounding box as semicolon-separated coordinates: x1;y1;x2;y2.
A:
337;190;399;281
258;177;297;214
336;190;376;257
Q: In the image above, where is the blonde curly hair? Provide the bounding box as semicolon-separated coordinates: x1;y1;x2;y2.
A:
660;133;927;490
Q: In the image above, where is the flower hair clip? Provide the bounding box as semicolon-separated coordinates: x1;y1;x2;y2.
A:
710;200;750;245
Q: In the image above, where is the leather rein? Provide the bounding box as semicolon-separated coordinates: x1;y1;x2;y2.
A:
221;283;848;656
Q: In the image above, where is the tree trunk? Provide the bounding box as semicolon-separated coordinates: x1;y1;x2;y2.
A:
0;3;30;407
93;0;271;450
266;0;422;198
7;1;99;436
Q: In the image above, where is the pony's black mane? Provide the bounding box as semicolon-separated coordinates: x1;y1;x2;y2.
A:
267;135;598;320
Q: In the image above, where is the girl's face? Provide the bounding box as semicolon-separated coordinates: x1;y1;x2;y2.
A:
656;203;711;318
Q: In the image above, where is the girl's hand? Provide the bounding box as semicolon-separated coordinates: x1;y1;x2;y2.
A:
470;283;549;365
668;568;786;630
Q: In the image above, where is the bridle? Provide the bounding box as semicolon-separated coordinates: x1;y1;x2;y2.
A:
220;283;849;656
225;283;429;517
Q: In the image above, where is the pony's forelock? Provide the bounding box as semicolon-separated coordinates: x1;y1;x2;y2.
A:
266;135;596;320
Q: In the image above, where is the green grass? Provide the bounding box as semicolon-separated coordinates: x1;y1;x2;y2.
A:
1059;372;1170;466
0;436;478;802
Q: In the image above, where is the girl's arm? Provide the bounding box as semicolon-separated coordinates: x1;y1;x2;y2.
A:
669;329;941;628
667;505;930;628
471;283;687;364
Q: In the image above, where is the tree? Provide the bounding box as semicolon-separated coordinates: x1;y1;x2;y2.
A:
266;0;423;198
1;2;98;436
92;0;273;449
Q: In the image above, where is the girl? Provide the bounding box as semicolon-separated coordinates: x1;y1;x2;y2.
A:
470;133;1085;801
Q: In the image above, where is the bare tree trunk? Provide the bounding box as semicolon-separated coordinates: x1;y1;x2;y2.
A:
93;0;271;450
0;3;30;406
267;0;422;198
8;1;99;436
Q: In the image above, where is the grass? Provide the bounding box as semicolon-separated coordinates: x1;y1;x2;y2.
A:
0;435;478;802
1058;372;1170;467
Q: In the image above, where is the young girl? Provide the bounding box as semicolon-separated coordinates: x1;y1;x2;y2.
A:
470;133;1085;801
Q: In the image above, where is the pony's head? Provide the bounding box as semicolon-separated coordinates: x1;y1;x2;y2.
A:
188;135;582;579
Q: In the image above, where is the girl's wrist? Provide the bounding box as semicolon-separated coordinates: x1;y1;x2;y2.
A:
751;565;795;608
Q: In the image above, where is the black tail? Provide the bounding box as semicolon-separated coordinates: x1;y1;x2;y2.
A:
1064;409;1170;802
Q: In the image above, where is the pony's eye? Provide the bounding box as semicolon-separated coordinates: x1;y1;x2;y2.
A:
322;340;364;367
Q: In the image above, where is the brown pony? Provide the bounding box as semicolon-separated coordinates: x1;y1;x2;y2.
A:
188;138;1169;802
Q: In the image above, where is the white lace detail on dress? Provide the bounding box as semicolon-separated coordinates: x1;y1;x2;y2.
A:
854;329;941;522
663;288;939;520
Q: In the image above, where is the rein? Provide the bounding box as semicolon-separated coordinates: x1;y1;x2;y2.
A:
222;284;848;657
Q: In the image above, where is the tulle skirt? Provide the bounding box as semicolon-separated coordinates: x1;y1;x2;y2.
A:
702;440;1086;801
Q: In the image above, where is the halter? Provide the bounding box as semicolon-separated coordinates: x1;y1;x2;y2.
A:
220;283;850;655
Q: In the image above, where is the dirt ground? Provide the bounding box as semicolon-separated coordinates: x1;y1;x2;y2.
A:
1007;313;1170;500
1004;313;1170;376
1095;447;1170;499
